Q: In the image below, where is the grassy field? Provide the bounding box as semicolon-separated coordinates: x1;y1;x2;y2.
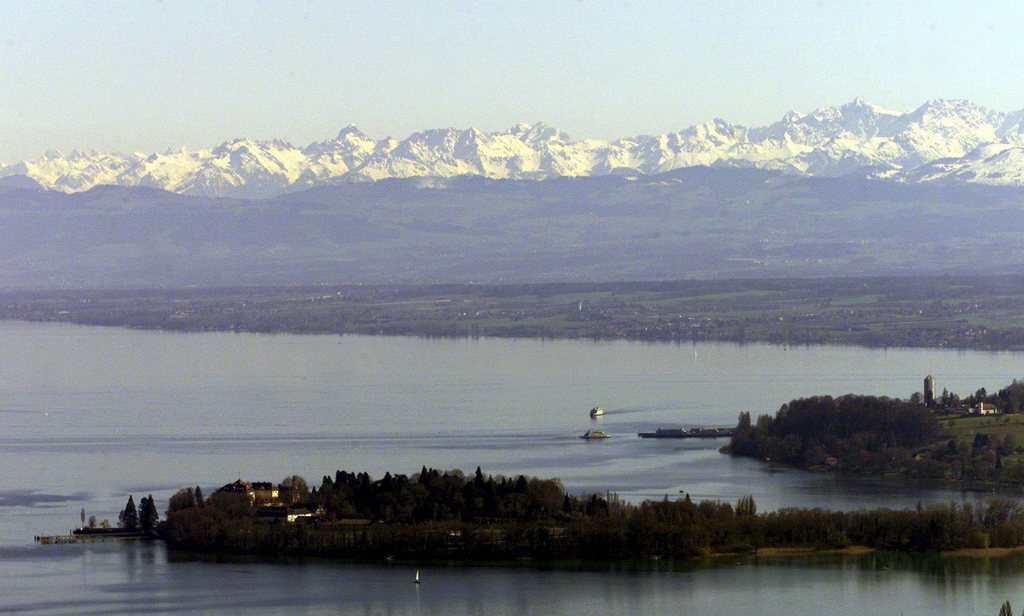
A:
939;414;1024;442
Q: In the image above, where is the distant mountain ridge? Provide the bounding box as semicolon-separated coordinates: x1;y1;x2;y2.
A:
3;168;1024;288
7;98;1024;197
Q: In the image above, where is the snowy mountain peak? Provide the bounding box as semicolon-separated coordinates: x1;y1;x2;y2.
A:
9;99;1024;196
841;97;896;115
336;124;368;140
510;122;569;145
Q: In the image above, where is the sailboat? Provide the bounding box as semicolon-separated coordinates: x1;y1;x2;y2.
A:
415;569;421;584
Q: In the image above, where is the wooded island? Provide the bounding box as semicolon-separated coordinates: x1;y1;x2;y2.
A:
159;466;1024;561
145;378;1024;561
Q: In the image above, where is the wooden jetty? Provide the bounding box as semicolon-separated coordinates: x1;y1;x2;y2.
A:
36;530;146;544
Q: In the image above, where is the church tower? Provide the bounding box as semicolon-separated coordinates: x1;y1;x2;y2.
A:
924;374;935;407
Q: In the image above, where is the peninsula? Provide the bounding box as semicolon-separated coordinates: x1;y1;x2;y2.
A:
728;377;1024;487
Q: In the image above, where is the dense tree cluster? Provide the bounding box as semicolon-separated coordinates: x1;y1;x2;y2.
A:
312;467;564;524
116;494;159;535
161;467;1024;560
730;395;939;473
168;486;205;513
729;391;1024;484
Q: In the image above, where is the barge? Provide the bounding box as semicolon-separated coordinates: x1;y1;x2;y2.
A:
638;427;735;439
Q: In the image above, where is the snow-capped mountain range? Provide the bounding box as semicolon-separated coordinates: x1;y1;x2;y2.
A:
8;98;1024;198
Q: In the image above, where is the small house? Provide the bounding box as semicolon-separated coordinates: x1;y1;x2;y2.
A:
251;482;278;505
217;480;255;504
973;402;1000;415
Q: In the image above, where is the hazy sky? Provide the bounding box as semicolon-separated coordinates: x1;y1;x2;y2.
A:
3;0;1024;162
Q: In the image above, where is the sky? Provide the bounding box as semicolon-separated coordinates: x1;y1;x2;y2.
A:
3;0;1024;162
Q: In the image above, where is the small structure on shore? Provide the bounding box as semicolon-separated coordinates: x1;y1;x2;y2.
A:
973;402;1000;415
255;504;324;523
216;478;301;507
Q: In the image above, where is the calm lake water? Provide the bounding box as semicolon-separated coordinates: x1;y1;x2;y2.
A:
2;320;1024;614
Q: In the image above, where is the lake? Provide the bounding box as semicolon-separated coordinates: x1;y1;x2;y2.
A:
1;320;1023;614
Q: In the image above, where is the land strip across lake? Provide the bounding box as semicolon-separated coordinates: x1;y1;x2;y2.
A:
5;275;1024;350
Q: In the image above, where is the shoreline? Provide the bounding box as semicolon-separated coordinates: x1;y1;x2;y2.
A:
733;456;1024;494
7;274;1024;353
941;546;1024;557
2;315;1022;356
160;543;1024;567
748;545;876;557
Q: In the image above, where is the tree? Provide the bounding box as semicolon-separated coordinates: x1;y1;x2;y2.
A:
139;495;159;534
88;515;97;529
736;494;757;517
168;488;196;513
999;600;1013;616
194;486;204;507
119;495;139;531
737;411;752;431
80;507;85;528
281;475;309;503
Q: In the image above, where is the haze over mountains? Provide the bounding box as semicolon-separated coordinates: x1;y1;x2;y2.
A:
8;99;1024;198
3;166;1024;289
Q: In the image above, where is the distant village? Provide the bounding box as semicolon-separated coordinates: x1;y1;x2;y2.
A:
921;373;1018;416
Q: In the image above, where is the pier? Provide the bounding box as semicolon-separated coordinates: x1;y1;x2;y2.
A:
36;530;147;544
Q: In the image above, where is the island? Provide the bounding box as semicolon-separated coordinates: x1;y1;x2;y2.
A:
148;378;1024;561
158;466;1024;561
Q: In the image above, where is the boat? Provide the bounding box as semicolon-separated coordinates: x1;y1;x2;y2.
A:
580;429;611;439
589;406;604;418
637;427;735;439
415;570;420;584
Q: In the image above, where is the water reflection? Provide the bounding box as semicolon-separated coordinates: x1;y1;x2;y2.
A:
3;322;1024;613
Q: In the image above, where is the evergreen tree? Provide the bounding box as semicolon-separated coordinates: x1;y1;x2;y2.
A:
194;486;204;507
118;495;139;531
999;600;1013;616
139;494;159;534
